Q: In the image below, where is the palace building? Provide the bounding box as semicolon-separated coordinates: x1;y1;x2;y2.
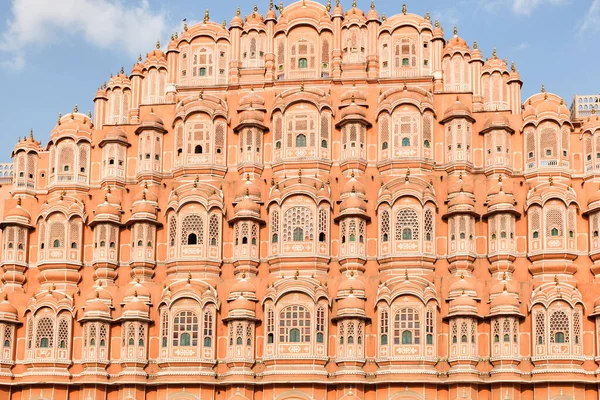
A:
2;0;600;399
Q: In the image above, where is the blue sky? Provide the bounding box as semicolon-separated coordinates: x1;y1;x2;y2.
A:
0;0;598;160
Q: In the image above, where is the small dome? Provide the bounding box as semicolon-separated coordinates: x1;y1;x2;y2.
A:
141;111;164;126
5;202;30;220
95;199;121;217
443;32;470;57
133;184;159;203
338;295;365;311
105;127;128;141
236;177;261;200
339;195;367;213
482;112;512;132
240;90;265;108
234;196;261;216
230;297;255;312
0;295;18;321
490;280;518;296
488;191;515;208
338;276;366;293
123;297;148;313
448;192;475;208
231;278;256;295
448;276;476;294
442;97;473;122
85;299;111;315
125;282;150;300
230;8;244;27
341;174;366;197
452;295;477;307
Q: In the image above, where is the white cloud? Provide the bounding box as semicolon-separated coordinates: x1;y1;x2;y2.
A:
0;0;168;70
514;42;530;50
577;0;600;35
478;0;567;15
512;0;567;15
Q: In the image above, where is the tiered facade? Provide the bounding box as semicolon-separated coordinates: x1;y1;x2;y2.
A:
3;1;600;399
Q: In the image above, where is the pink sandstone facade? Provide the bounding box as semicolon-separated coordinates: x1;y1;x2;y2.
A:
2;1;600;399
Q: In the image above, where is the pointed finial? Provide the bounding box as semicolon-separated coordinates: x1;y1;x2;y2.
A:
254;4;258;12
270;0;274;9
120;66;124;74
58;113;62;125
222;19;227;28
382;13;387;21
294;269;299;279
352;0;357;7
156;39;160;49
371;0;375;10
29;128;33;140
425;11;430;20
402;3;406;14
326;0;331;11
204;9;209;23
88;110;92;119
16;197;21;206
493;48;497;58
511;61;515;72
74;104;78;113
187;272;192;284
405;269;409;281
541;84;545;93
280;1;284;13
435;19;439;28
300;81;304;91
183;18;188;31
549;176;553;186
453;25;457;36
473;41;477;49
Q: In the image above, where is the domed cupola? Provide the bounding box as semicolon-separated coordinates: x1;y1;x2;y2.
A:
338;85;370;169
50;106;93;143
234;90;268;175
224;274;257;370
230;177;264;277
333;272;368;369
443;26;470;57
336;172;369;273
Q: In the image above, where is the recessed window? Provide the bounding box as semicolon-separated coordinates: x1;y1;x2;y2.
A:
298;58;308;69
402;58;409;66
295;134;306;148
546;149;552;156
199;67;206;76
528;152;534;159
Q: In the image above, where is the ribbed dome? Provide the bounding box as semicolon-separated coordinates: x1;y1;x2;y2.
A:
338;295;365;311
339;195;367;213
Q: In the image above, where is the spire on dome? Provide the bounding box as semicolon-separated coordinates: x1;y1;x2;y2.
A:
183;18;188;31
425;11;430;20
473;41;477;49
371;0;375;10
402;3;407;14
511;61;515;72
493;47;497;58
204;9;209;23
156;39;160;49
453;25;457;36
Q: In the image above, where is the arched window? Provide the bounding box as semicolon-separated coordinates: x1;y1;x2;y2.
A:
272;233;278;243
394;308;420;345
279;305;310;343
195;145;203;154
296;134;307;147
402;228;412;240
402;137;410;147
173;311;198;347
551;227;559;236
53;239;61;248
293;227;304;241
298;58;308;69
